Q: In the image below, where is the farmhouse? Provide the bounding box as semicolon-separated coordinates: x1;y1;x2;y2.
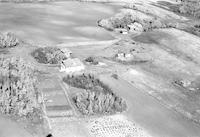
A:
60;48;72;58
114;28;128;34
116;52;133;61
128;22;143;32
60;58;85;73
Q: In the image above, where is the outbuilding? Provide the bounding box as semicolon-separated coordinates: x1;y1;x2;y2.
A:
60;58;85;73
60;48;72;58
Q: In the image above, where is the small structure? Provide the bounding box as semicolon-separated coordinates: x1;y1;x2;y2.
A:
116;52;133;61
60;58;85;73
114;28;128;34
128;22;143;32
97;62;107;66
60;48;72;58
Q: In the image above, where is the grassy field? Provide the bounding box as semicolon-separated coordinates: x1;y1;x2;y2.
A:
1;0;200;137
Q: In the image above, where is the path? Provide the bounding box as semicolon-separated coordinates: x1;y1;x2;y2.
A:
40;73;89;137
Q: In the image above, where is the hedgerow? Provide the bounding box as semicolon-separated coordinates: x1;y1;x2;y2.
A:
63;74;127;115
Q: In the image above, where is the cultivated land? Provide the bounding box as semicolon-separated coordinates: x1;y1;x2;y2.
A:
1;0;200;137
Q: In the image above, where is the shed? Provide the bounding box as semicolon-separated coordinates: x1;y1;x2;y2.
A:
60;58;85;73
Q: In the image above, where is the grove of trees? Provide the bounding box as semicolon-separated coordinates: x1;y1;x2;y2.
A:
98;12;176;32
31;47;67;64
0;57;43;117
85;56;99;65
0;32;19;48
63;74;127;115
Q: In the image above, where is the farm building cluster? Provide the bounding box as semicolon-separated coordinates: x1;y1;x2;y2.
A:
60;48;85;73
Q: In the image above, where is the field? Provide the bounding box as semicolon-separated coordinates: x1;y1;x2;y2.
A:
1;0;200;137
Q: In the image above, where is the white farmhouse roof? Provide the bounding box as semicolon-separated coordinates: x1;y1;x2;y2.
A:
60;58;85;73
62;58;83;67
60;48;72;58
128;22;143;32
61;48;72;54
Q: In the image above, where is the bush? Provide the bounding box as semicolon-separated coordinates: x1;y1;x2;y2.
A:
63;74;127;115
0;32;19;48
31;47;67;64
85;56;99;65
111;74;118;79
0;57;42;116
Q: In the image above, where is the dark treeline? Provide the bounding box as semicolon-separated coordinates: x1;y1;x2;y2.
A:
0;57;43;117
0;32;19;48
63;74;127;115
31;47;67;64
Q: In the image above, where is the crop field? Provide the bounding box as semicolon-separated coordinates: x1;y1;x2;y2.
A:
87;114;152;137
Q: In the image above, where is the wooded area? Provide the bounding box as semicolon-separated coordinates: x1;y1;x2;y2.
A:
63;74;127;115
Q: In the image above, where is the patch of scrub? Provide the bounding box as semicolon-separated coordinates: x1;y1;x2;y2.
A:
87;114;152;137
63;74;127;115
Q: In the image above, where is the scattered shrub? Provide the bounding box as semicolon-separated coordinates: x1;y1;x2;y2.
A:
63;74;111;93
111;74;118;79
0;32;19;48
85;56;99;65
63;74;127;115
0;57;43;117
31;47;67;64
